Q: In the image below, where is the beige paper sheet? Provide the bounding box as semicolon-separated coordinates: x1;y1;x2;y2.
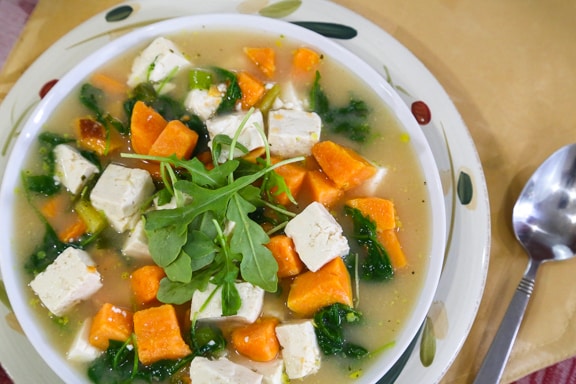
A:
2;0;576;383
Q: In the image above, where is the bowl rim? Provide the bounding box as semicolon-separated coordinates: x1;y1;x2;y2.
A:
0;12;446;384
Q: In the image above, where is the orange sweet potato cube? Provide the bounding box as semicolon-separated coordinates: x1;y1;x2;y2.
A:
133;304;192;365
303;169;343;208
266;235;305;278
231;317;280;362
89;303;133;350
287;257;353;316
272;162;307;206
312;141;376;191
148;119;199;160
345;197;397;231
131;265;166;305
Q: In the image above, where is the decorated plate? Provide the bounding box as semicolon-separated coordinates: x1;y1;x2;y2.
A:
0;1;490;383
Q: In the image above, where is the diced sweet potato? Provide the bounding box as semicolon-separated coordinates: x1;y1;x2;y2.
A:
59;216;87;243
237;71;266;109
272;162;307;206
312;141;377;191
148;119;199;159
230;317;280;362
287;257;353;316
75;117;123;155
244;47;276;78
378;229;408;269
266;235;305;278
89;303;133;350
131;265;166;305
292;47;321;76
90;73;127;95
133;304;192;365
303;169;343;207
130;100;167;155
345;197;396;231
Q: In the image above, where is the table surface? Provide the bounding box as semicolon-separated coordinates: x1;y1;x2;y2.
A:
2;0;576;383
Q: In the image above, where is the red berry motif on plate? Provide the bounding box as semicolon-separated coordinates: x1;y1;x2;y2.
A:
411;100;431;125
39;79;58;99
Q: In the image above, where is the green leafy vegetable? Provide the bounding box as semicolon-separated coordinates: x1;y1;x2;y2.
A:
87;337;193;384
24;221;68;275
310;71;372;143
190;324;227;357
22;174;60;196
345;206;394;281
122;113;302;313
213;67;242;115
124;82;209;152
313;303;368;359
80;83;128;136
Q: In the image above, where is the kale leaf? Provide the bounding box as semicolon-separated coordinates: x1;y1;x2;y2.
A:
314;303;368;359
345;205;394;281
310;71;373;143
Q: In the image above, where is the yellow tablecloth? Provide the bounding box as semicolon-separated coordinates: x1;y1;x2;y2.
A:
2;1;576;383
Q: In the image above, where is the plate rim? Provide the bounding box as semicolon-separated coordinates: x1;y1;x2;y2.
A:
0;1;490;383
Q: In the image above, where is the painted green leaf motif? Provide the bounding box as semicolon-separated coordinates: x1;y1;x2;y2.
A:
291;21;357;39
420;316;436;367
259;0;302;18
457;171;474;205
0;280;12;311
105;5;134;22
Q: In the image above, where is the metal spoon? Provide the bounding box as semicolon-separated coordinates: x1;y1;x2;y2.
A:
474;144;576;384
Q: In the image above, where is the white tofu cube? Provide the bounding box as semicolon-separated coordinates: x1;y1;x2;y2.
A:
185;87;223;121
190;356;263;384
127;37;191;89
275;320;321;379
267;109;321;158
53;144;99;195
122;219;151;260
284;201;350;272
190;282;264;323
29;247;102;316
206;110;265;163
67;319;103;362
90;164;155;233
238;357;285;384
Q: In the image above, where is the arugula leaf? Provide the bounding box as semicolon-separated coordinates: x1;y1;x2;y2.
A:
163;251;193;283
228;191;278;292
146;221;188;267
156;275;210;305
122;153;238;188
345;206;394;281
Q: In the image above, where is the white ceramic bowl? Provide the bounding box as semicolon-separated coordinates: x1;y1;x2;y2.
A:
0;13;445;384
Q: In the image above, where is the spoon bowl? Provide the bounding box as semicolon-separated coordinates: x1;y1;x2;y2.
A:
474;144;576;383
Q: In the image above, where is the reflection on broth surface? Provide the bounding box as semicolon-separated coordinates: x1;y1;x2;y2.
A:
14;29;431;383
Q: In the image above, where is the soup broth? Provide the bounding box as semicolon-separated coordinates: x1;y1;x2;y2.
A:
14;28;431;383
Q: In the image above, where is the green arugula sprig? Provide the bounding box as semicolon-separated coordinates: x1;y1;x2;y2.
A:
122;109;303;313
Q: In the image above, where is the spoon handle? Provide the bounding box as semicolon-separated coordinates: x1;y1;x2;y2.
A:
473;261;539;384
